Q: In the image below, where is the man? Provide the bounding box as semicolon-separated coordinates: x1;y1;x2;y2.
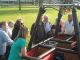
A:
8;21;14;29
8;21;14;37
63;14;74;34
43;15;52;34
0;21;13;60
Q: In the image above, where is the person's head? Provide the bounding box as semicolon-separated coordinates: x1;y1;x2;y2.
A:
16;18;23;25
17;26;28;39
43;15;48;23
0;21;7;31
68;14;73;22
14;19;23;29
8;21;14;28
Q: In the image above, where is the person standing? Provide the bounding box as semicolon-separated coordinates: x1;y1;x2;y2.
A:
43;15;52;34
63;14;74;34
0;21;13;60
8;21;14;37
8;26;28;60
11;19;23;40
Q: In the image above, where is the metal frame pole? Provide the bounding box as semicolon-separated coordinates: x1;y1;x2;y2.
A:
43;4;73;6
72;7;80;53
43;3;80;7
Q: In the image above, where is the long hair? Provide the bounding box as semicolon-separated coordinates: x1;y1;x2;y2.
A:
11;19;23;40
17;26;28;39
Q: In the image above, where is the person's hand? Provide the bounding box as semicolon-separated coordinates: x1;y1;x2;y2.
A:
71;41;77;48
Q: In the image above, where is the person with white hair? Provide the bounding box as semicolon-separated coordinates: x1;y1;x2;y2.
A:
0;21;13;60
43;15;52;34
8;21;14;29
6;21;15;38
63;14;74;34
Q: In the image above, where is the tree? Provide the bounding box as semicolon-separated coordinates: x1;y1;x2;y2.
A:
49;0;52;4
39;0;43;7
32;0;34;5
18;0;21;11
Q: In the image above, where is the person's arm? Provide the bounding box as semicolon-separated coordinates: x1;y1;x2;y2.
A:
19;47;27;57
71;41;77;48
19;39;27;57
2;31;13;45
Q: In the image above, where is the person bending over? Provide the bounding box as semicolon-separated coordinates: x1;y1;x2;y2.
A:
8;26;28;60
0;21;13;60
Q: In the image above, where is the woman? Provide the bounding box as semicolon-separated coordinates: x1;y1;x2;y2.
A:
11;19;23;40
8;26;28;60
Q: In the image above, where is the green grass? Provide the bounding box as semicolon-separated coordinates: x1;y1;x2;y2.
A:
0;7;80;46
0;8;59;30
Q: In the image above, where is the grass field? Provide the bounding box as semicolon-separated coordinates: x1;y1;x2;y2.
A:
0;8;80;29
0;7;80;46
